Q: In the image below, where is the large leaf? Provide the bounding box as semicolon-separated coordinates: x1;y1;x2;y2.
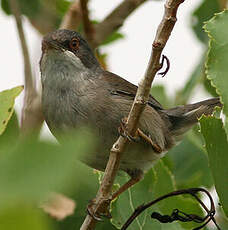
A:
0;112;20;155
204;10;228;120
200;116;228;217
0;86;23;135
191;0;220;43
1;0;41;17
53;167;117;230
0;204;54;230
167;132;213;189
111;169;161;230
151;85;172;108
153;161;202;230
0;132;94;206
111;160;202;229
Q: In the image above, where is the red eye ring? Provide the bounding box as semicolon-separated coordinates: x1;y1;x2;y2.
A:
69;38;79;50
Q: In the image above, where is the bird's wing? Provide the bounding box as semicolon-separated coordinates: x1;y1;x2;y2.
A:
102;71;163;110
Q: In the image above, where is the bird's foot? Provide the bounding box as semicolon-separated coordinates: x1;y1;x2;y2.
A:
118;117;140;142
158;54;170;77
118;118;162;153
87;198;112;221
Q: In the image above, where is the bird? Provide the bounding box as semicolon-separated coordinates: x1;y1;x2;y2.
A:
40;29;222;200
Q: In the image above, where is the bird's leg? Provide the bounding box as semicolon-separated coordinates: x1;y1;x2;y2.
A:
136;129;162;153
86;119;162;220
158;54;170;77
111;170;144;200
87;171;144;220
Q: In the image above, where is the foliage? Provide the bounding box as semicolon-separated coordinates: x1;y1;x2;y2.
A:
191;0;220;43
199;9;228;218
1;0;228;230
0;86;23;135
200;116;228;217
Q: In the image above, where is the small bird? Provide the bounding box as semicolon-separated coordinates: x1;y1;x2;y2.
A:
40;29;222;199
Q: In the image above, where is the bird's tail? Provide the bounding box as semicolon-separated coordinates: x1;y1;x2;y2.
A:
163;97;222;141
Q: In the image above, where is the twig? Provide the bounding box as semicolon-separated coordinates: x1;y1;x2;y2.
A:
93;0;147;47
9;0;43;135
60;0;82;30
121;188;219;230
80;1;185;230
80;0;95;47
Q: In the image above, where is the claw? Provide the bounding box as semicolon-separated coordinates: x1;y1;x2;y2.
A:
87;203;103;221
86;199;112;220
158;55;170;77
118;118;140;142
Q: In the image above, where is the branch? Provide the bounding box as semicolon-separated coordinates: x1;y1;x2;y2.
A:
121;188;219;230
80;0;185;229
9;0;43;135
93;0;147;47
60;0;82;30
80;0;95;47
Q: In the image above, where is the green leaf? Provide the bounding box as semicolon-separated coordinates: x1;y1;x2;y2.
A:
56;0;71;17
204;10;228;119
111;160;202;229
0;86;23;135
101;32;124;46
200;116;228;217
0;204;54;230
49;167;117;230
153;161;202;230
167;132;213;189
0;132;94;206
0;112;20;154
1;0;41;17
191;0;220;43
151;85;172;108
203;75;219;97
175;55;205;104
111;169;163;230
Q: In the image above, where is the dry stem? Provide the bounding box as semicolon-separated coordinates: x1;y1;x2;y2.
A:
9;0;43;135
80;0;95;47
80;0;185;229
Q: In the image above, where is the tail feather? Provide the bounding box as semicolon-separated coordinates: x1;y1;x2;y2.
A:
163;97;222;140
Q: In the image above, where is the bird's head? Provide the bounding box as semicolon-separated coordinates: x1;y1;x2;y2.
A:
40;29;101;83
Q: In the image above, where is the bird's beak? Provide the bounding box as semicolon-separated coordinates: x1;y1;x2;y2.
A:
42;39;65;53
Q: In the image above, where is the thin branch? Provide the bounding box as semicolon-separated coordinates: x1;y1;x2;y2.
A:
60;0;82;30
80;0;185;229
80;0;95;47
9;0;34;91
9;0;43;135
121;188;219;230
93;0;147;47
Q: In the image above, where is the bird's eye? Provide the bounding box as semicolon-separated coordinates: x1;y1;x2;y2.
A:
69;38;79;50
